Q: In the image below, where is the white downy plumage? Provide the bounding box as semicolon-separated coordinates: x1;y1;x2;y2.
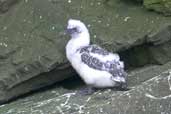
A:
66;19;127;89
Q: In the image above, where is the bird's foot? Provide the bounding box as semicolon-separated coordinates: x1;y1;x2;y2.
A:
77;86;97;95
112;87;130;91
112;81;130;91
111;85;130;91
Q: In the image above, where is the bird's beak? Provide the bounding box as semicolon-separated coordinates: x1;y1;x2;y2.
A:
66;27;78;34
66;28;73;34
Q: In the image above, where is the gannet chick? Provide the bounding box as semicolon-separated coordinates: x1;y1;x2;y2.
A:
66;19;128;94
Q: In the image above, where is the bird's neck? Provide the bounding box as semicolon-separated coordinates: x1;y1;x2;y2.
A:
66;31;90;58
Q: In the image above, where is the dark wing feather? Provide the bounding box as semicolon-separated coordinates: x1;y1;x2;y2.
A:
103;61;126;78
79;44;109;55
78;45;126;78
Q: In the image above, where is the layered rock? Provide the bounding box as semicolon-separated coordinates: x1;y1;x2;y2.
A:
0;0;171;104
0;62;171;114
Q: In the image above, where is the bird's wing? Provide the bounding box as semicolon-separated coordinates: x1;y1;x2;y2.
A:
79;44;121;62
79;44;109;56
78;45;126;78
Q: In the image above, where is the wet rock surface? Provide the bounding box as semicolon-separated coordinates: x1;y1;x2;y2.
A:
0;0;171;109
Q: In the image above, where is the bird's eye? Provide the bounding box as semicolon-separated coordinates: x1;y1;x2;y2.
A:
67;27;78;34
72;27;81;33
72;27;77;32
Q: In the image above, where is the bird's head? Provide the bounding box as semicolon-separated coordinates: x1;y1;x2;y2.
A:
66;19;88;37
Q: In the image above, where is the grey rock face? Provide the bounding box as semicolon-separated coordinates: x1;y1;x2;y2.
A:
0;62;171;114
0;0;71;103
0;0;171;105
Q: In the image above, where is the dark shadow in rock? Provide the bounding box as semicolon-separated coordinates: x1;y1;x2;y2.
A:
120;0;143;5
2;76;83;104
57;75;85;90
104;0;142;9
0;0;20;13
119;42;155;70
119;40;171;70
0;66;76;104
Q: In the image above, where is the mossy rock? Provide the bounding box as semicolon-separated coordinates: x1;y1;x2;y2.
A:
144;0;171;16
